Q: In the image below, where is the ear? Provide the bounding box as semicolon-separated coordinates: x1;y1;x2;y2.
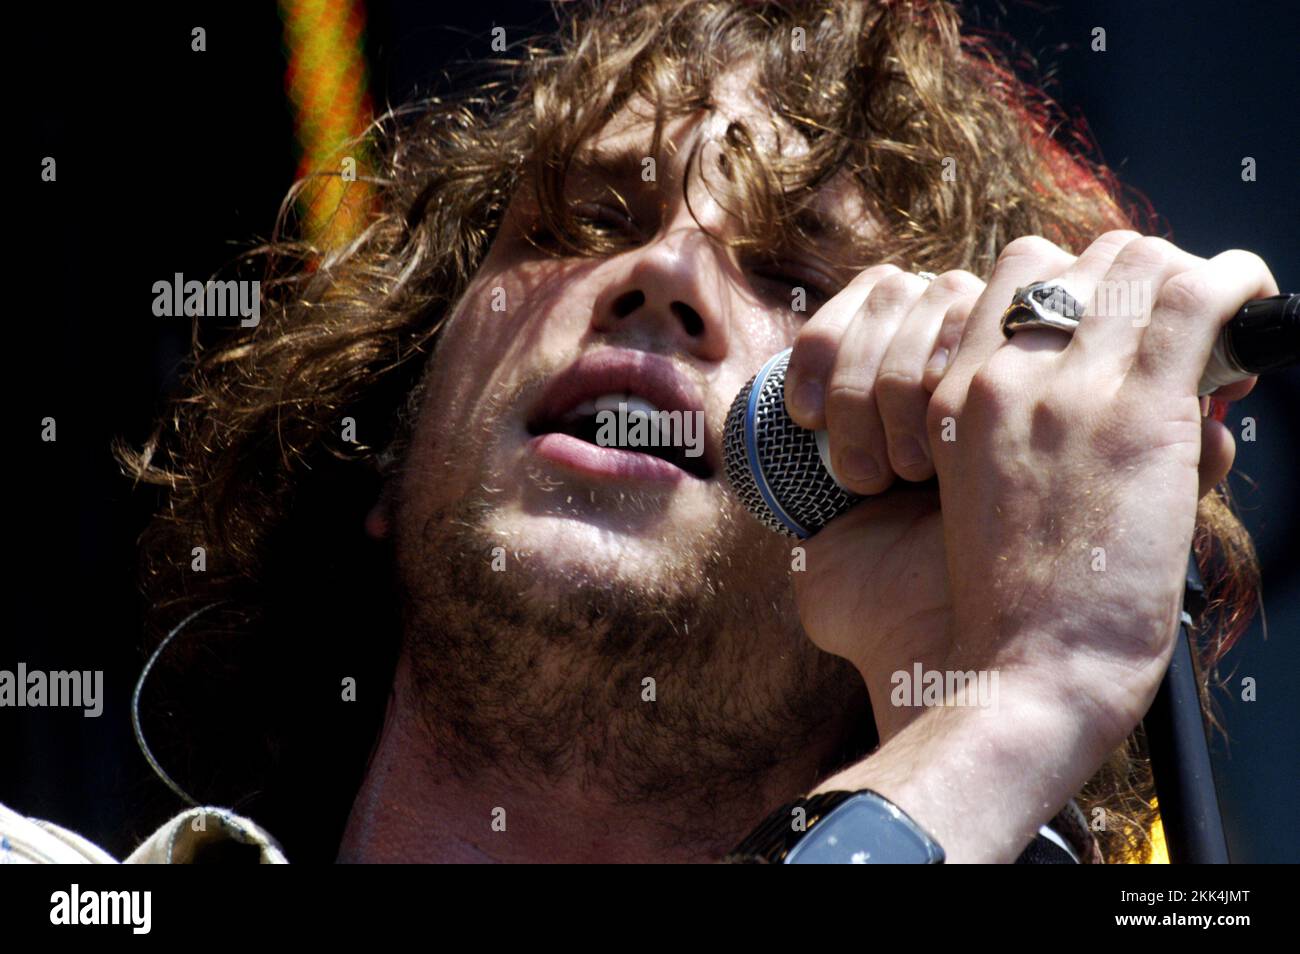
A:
364;500;391;540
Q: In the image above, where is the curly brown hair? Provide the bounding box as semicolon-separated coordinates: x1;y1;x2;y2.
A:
118;0;1257;863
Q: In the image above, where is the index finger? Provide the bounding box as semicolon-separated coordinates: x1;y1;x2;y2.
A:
785;263;902;428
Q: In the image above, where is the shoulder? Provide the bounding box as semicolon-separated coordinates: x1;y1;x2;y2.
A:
0;801;288;864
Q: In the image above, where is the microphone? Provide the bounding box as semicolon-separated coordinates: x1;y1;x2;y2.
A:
724;293;1299;538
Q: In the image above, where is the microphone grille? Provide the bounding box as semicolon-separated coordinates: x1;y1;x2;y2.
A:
723;349;860;538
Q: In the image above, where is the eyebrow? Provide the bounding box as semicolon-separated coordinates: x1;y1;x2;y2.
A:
569;138;878;267
570;142;653;190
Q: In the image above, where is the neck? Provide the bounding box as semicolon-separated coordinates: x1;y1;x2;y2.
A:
337;655;861;863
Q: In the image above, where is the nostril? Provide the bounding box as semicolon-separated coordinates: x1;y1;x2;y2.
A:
612;290;645;318
671;301;704;337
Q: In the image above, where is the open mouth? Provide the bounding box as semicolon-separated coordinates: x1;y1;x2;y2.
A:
528;392;714;479
525;350;716;481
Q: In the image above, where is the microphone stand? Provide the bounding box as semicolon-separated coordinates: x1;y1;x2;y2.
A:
1142;296;1296;861
1142;551;1230;863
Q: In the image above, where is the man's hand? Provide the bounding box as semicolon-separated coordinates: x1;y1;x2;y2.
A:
783;263;981;742
785;233;1276;860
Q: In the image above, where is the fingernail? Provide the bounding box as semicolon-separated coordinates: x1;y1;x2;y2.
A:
792;379;824;419
838;447;881;484
893;436;927;469
925;347;950;376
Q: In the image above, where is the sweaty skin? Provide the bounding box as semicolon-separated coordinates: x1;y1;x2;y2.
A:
338;71;1271;862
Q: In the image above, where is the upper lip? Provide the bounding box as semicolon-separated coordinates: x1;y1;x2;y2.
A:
526;348;716;478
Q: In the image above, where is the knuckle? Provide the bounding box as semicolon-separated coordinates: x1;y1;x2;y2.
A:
866;271;926;311
926;382;960;434
996;235;1062;268
874;366;922;413
1030;391;1075;438
848;262;902;287
966;366;1001;405
930;269;984;297
965;360;1020;409
825;376;874;414
1217;248;1272;282
793;319;846;354
1094;229;1144;251
1154;270;1214;320
935;299;974;344
1113;235;1179;274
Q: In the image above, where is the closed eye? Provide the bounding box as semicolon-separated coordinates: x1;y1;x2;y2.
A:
749;264;833;309
573;202;638;236
525;202;641;252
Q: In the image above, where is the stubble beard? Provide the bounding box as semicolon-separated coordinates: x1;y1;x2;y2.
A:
390;378;867;843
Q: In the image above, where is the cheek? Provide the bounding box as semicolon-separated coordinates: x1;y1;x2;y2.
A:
736;283;810;341
729;300;810;377
435;277;525;380
437;258;587;385
395;262;583;496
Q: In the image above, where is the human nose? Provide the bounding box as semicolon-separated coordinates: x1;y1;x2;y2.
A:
588;218;733;363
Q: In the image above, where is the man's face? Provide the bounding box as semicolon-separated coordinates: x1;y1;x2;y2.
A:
399;80;870;605
388;76;872;797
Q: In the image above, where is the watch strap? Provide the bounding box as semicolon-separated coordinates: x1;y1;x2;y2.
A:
724;791;853;863
724;790;944;864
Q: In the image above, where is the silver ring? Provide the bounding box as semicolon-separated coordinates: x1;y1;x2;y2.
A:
916;271;938;283
1001;281;1085;337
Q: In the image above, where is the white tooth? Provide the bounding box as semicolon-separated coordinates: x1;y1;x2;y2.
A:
571;400;598;417
622;396;660;416
594;393;628;412
623;396;662;444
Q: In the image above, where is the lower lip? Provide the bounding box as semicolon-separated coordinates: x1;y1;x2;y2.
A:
528;432;693;484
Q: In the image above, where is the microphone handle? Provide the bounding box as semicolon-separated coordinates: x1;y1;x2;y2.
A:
1199;293;1297;394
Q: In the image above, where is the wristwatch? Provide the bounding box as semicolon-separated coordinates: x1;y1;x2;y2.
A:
725;790;945;864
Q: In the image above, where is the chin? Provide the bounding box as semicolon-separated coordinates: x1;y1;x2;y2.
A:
479;503;718;590
405;426;767;609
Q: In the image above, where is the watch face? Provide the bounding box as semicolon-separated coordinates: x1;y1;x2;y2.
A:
783;793;945;864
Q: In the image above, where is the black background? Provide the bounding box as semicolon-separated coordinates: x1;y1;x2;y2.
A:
8;1;1298;862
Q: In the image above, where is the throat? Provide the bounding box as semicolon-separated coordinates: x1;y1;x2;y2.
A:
338;639;864;863
337;658;758;862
